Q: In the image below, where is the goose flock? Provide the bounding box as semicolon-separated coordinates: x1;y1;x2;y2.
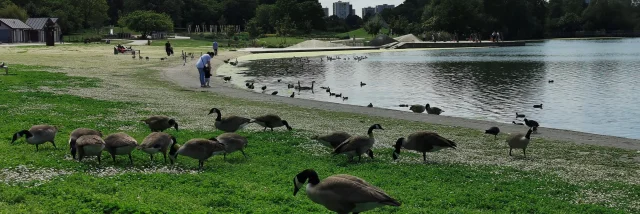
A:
10;104;538;213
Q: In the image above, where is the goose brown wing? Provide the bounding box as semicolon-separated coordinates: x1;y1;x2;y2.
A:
319;176;400;206
221;116;252;127
334;136;370;154
140;132;171;149
254;114;281;123
320;132;351;148
29;125;57;137
105;133;138;148
409;132;457;150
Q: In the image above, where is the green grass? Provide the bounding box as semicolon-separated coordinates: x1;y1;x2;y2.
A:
337;28;391;39
0;65;638;213
257;37;306;48
150;39;214;48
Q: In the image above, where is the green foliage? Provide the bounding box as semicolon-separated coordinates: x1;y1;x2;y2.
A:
0;1;28;21
246;18;262;39
364;16;383;36
119;10;174;38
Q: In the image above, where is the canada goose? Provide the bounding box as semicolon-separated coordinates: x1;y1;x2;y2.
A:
138;55;143;60
208;108;253;132
506;128;533;157
333;124;383;162
68;128;102;152
248;83;255;89
138;132;176;163
141;116;179;132
253;114;293;131
277;79;282;82
213;133;248;160
335;93;342;98
245;82;251;87
271;91;278;95
342;97;348;100
293;169;401;213
516;112;526;118
524;118;540;132
485;127;500;139
169;138;225;169
145;56;149;61
329;92;336;96
287;83;294;89
426;104;444;115
399;104;409;107
367;103;373;108
11;125;58;151
548;80;554;83
224;59;230;63
360;81;367;86
290;92;295;98
512;121;524;125
160;57;166;61
104;132;138;164
533;104;543;109
0;62;4;67
261;86;267;91
71;135;105;164
223;76;232;82
325;87;330;93
298;81;316;90
392;131;457;162
409;104;426;113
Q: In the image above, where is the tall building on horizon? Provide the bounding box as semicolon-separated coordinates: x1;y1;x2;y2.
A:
375;4;395;14
323;8;329;17
333;1;352;19
362;7;376;18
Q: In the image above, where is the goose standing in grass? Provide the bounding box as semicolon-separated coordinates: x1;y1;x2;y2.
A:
104;132;138;164
333;124;384;162
409;104;426;113
506;128;533;157
141;116;179;132
524;118;540;132
208;108;253;132
426;104;444;115
71;135;105;164
68;128;102;150
293;169;401;214
138;132;176;163
392;131;457;162
253;114;293;131
169;138;225;169
516;112;526;118
485;127;500;139
214;133;248;160
11;125;58;151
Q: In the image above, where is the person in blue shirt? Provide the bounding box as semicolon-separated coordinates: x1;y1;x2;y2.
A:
212;41;218;56
196;52;214;88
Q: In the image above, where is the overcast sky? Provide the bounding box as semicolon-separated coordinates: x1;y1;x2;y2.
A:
319;0;406;17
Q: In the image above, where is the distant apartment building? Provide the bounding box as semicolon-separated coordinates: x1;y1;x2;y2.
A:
333;1;352;19
362;7;376;18
323;8;329;17
375;4;395;13
351;9;356;16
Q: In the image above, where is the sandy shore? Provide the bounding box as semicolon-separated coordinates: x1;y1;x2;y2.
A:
164;50;640;151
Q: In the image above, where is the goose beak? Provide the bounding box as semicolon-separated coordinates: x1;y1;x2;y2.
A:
10;133;19;144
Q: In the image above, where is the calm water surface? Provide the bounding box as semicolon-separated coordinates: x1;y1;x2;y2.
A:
229;39;640;139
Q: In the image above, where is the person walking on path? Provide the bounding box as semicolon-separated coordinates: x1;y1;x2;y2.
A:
59;33;64;44
196;52;214;88
212;41;218;56
165;41;174;56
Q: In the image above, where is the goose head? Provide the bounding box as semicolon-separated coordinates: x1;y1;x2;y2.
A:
293;169;320;196
392;138;404;160
168;119;179;131
11;130;29;144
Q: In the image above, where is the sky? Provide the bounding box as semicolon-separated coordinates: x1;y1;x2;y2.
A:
319;0;405;17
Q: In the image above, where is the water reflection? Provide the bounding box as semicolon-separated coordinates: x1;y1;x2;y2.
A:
232;39;640;139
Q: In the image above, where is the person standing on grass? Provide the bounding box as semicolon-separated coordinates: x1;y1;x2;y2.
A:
212;41;218;56
196;52;214;88
59;33;64;44
165;41;173;56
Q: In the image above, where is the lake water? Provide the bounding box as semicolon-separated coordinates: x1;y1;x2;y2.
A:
230;39;640;139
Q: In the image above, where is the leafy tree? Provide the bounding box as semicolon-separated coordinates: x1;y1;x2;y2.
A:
246;18;262;38
119;10;174;38
276;15;295;43
364;16;382;36
345;15;363;30
389;16;409;35
0;2;28;21
78;0;109;31
254;4;275;33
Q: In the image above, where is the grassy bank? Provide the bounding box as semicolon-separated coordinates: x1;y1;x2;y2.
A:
0;45;638;213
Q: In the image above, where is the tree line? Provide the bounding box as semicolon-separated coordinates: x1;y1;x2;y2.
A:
1;0;640;39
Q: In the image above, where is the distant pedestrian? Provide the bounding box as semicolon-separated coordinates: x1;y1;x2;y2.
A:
212;41;218;56
196;52;214;88
497;32;502;42
165;41;174;56
59;33;64;44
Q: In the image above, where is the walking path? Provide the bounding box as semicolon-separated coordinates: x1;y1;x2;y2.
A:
163;51;640;151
